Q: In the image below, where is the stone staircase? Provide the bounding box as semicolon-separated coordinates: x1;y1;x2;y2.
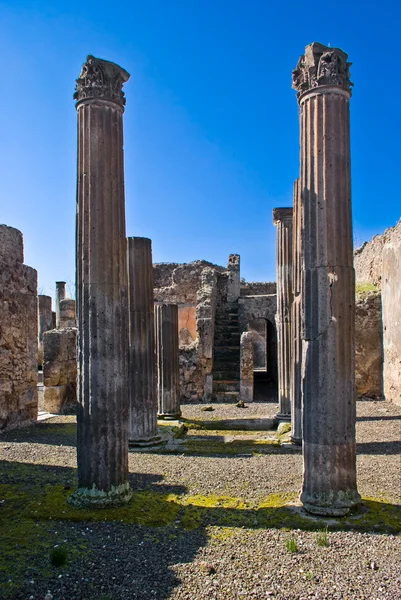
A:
212;301;241;401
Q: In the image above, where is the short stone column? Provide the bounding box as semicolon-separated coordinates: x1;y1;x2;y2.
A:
38;295;53;342
156;304;181;419
59;299;76;328
70;55;131;507
291;179;302;445
55;281;66;328
127;237;161;447
239;331;254;403
293;42;360;515
273;208;293;422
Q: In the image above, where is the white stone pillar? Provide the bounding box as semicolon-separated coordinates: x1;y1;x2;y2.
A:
273;208;293;422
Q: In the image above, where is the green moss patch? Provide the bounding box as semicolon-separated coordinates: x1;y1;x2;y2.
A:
356;282;379;296
184;437;280;455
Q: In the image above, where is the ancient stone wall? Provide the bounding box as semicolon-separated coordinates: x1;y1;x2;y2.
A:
240;282;277;296
354;219;401;404
153;260;225;304
382;230;401;405
154;261;222;401
43;328;77;413
354;220;401;288
238;294;277;334
355;291;383;398
0;225;38;431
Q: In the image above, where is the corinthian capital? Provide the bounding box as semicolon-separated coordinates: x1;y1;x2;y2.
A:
292;42;352;99
74;55;130;107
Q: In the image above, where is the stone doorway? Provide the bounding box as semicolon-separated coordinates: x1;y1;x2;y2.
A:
247;318;278;401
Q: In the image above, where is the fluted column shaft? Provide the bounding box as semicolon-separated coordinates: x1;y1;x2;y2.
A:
127;237;161;447
291;179;302;444
71;56;131;507
156;304;181;419
293;43;360;516
273;208;293;422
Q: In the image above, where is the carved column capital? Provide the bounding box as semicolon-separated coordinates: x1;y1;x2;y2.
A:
273;207;293;225
292;42;352;100
74;55;130;108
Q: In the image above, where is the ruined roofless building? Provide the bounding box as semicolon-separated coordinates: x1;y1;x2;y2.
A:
69;56;132;507
293;42;360;516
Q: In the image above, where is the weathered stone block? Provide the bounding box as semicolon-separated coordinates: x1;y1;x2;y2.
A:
355;291;383;398
382;234;401;406
0;225;38;431
44;384;76;414
43;328;77;387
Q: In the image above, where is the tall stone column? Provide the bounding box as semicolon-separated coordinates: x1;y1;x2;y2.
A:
273;208;293;422
127;237;161;447
55;281;66;328
291;180;302;445
155;304;181;419
70;55;131;507
293;42;360;515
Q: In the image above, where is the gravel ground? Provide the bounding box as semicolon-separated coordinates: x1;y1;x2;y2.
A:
0;399;400;600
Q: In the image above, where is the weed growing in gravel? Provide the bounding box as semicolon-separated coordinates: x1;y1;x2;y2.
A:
316;528;329;547
285;538;298;553
50;546;68;567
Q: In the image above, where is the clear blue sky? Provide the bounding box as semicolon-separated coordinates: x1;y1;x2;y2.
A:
1;0;400;299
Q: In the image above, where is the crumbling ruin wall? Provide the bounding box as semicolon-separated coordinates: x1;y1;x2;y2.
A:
238;294;277;334
382;230;401;405
240;282;277;296
354;219;401;288
238;294;278;384
0;225;38;431
355;291;383;398
354;219;401;404
43;328;77;413
153;260;225;305
154;261;222;401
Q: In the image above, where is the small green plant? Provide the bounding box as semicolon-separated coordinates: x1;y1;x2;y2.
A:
49;546;68;567
316;528;329;547
285;537;298;553
306;570;314;580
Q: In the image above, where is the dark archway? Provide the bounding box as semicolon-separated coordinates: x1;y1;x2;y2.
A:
247;318;278;401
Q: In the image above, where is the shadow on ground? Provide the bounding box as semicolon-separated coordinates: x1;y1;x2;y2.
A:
1;446;401;599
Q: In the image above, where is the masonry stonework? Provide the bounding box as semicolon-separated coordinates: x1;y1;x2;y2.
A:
355;292;383;398
0;225;38;431
43;328;77;413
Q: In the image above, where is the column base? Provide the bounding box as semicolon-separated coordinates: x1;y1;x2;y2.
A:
67;481;132;508
301;489;361;517
275;412;291;422
290;435;302;446
129;435;163;449
158;412;182;420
